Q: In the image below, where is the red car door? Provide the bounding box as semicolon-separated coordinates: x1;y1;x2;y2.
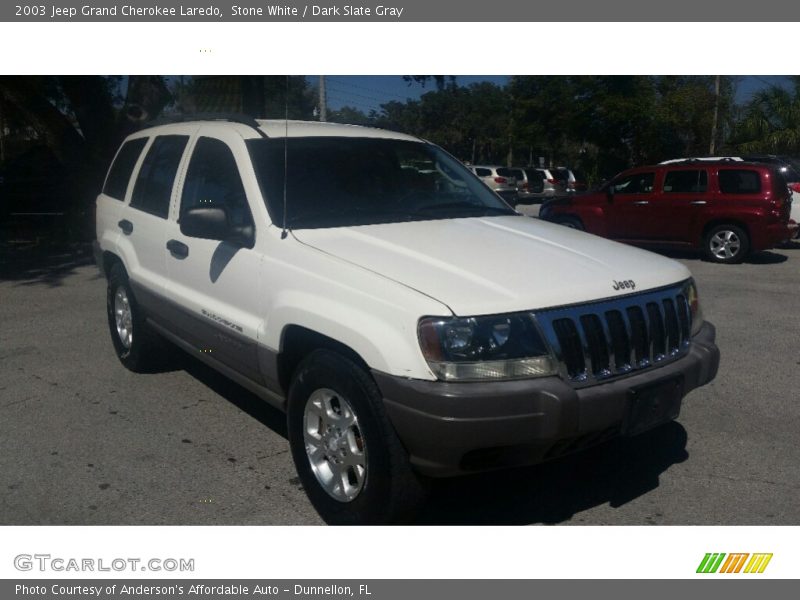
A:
604;169;659;240
655;168;709;244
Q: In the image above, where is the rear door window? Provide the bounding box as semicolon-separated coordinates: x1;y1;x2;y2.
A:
719;169;762;194
663;169;708;193
474;168;491;177
130;135;189;218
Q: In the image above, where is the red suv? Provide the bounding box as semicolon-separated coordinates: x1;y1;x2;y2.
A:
539;161;794;263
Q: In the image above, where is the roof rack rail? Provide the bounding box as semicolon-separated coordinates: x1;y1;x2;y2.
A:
659;156;742;165
147;112;268;138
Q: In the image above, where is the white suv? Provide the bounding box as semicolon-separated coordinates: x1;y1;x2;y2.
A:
94;117;720;524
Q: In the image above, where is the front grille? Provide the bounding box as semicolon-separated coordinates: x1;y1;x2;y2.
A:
535;282;692;388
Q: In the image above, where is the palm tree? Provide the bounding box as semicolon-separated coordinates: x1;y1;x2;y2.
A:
736;77;800;154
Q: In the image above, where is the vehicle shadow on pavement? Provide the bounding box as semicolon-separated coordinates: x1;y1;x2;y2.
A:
652;247;788;265
176;351;288;439
416;422;689;525
0;241;96;287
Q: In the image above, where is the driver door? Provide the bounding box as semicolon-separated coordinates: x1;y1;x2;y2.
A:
164;129;265;384
604;170;658;240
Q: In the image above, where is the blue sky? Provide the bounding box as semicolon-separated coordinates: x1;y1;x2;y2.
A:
306;75;794;113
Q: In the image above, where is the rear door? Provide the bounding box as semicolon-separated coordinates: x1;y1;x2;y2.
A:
656;168;710;243
163;128;265;384
96;136;149;258
118;132;191;311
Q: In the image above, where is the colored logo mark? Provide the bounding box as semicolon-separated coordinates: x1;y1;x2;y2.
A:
696;553;773;574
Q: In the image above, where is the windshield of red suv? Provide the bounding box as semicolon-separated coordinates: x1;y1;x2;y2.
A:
247;137;516;228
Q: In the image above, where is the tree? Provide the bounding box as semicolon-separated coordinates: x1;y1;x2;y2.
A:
0;76;171;233
734;77;800;154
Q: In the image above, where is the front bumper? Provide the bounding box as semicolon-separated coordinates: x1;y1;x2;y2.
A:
375;322;719;477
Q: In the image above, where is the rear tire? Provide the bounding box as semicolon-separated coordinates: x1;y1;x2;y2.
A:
106;263;167;372
703;224;749;264
287;350;427;524
555;216;584;231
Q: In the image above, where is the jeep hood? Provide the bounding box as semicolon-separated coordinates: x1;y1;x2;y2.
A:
292;216;692;316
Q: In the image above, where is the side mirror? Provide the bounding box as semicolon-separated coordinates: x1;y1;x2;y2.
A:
180;207;254;248
606;186;615;203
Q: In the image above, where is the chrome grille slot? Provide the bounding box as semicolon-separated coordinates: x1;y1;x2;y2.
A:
552;318;585;379
535;281;693;388
646;302;667;362
579;314;611;378
662;298;681;355
675;294;691;343
605;310;632;373
626;305;650;368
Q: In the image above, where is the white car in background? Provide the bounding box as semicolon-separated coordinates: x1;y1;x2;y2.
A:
468;165;519;205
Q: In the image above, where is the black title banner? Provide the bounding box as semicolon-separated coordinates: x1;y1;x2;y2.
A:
4;0;800;21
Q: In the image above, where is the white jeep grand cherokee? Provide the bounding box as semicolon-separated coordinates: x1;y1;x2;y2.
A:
94;117;719;524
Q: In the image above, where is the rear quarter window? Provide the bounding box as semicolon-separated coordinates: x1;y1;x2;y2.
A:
474;168;491;177
103;138;148;201
718;169;762;194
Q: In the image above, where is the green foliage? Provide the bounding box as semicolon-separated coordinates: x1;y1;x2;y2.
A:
733;77;800;154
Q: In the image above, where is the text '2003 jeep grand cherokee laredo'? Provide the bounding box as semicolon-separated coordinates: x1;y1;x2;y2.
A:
94;117;720;524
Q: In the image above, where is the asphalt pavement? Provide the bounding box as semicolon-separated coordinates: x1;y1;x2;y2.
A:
1;232;799;525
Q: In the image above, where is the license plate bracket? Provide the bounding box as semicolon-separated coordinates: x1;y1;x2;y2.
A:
622;376;684;436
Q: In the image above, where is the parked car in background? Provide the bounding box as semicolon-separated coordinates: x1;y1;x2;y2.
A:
661;155;800;238
552;167;588;193
525;168;566;202
540;160;794;263
506;167;544;203
468;165;518;205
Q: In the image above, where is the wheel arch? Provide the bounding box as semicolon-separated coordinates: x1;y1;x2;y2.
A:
102;250;126;279
277;325;373;395
701;218;751;244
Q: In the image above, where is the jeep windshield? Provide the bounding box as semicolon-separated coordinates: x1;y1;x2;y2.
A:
247;137;516;228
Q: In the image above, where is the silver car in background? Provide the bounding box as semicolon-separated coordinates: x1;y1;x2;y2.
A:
469;165;519;205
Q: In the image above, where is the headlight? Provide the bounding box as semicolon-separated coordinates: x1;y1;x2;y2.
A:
686;280;705;336
418;313;556;381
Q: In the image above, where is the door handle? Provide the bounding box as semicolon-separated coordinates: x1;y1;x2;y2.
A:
118;219;133;235
633;200;650;205
690;200;707;205
166;239;189;259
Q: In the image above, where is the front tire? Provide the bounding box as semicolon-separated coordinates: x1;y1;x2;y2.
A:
703;224;749;264
287;350;426;524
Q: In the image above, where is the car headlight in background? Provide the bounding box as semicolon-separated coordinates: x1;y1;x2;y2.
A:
686;279;705;336
418;313;556;381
